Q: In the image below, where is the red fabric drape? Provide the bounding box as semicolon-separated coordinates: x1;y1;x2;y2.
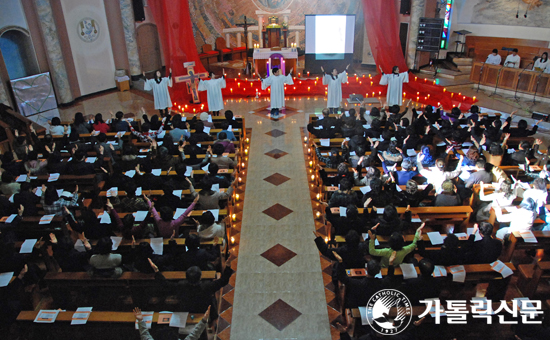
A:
148;0;206;105
362;0;408;74
362;0;476;110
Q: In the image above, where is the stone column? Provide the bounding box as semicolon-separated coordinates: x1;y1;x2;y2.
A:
119;0;141;76
406;0;426;70
295;31;300;48
0;81;8;106
258;15;263;47
237;33;241;47
33;0;73;104
248;32;253;49
225;33;230;47
283;15;288;24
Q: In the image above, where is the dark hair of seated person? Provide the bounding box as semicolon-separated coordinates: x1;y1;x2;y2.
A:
218;132;227;140
195;121;205;133
74;149;86;161
533;177;548;191
339;177;353;192
186;266;202;284
158;206;174;222
479;222;494;237
489;142;503;156
369;178;383;194
212;143;225;156
186;234;201;251
367;259;381;276
124;182;138;198
200;177;214;195
382;204;399;222
389;232;405;251
208;162;219;175
74;112;86;125
219;120;229;131
44;185;59;205
345;230;360;249
443;234;459;250
346;204;358;219
518;119;528;130
201;211;215;227
51;117;61;126
95;237;113;255
418;258;435;277
140;163;152;174
224;110;234;121
121;214;136;239
98;133;107;143
20;181;32;192
1;171;14;184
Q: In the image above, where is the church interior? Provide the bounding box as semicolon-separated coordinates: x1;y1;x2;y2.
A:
2;0;550;339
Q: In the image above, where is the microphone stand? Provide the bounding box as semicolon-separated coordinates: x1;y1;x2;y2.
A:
476;60;486;93
532;69;546;104
513;62;533;102
489;64;505;98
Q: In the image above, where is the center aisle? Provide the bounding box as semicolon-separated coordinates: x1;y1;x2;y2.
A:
230;114;331;340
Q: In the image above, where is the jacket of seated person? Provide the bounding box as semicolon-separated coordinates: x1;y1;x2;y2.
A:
464;222;502;264
400;259;443;306
417;234;466;266
314;232;368;273
335;260;397;308
155;265;234;318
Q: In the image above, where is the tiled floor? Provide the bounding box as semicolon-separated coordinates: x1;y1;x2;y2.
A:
51;75;550;340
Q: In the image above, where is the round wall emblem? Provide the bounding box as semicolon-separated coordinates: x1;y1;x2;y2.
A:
77;18;99;43
366;289;413;335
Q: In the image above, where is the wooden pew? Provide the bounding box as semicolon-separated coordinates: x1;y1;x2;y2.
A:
16;311;203;340
517;261;550;298
2;215;66;239
44;271;217;309
501;231;550;262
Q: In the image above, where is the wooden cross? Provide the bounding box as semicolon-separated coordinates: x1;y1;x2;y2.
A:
236;16;254;74
174;62;208;103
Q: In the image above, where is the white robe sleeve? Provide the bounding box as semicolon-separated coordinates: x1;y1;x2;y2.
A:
322;74;329;85
144;79;153;91
379;74;389;86
339;71;348;84
165;77;173;88
284;73;294;85
401;71;409;83
261;76;272;90
218;77;226;89
198;79;207;92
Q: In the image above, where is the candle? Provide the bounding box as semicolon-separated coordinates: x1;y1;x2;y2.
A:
231;236;235;244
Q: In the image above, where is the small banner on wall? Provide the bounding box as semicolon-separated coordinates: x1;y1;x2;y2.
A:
10;72;58;117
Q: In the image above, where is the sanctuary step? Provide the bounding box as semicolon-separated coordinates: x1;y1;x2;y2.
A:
420;67;471;80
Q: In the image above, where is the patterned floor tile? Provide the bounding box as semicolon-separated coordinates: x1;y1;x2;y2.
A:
258;299;302;331
262;203;293;221
263;173;291;186
260;244;297;267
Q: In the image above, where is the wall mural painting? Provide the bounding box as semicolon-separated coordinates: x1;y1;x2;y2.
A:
458;0;550;28
189;0;362;50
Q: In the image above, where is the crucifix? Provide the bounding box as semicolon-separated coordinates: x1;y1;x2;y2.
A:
235;15;253;75
174;62;208;103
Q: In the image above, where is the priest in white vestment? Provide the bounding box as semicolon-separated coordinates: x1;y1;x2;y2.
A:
379;66;409;107
261;67;294;118
143;69;173;116
504;49;521;68
198;71;226;116
322;65;349;113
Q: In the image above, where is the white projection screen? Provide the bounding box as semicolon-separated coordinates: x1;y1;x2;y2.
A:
305;14;355;59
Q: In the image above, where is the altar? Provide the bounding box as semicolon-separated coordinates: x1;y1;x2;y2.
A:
253;48;298;77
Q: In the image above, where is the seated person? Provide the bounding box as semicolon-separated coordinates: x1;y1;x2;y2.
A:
465;222;502;264
401;258;443;306
434;180;462;206
368;223;424;267
89;237;123;277
189;177;235;210
208;143;236;169
196;211;225;242
486;49;501;65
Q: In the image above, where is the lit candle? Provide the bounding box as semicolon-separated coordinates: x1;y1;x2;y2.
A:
473;96;477;100
232;214;236;221
235;194;239;201
231;236;235;244
316;211;321;218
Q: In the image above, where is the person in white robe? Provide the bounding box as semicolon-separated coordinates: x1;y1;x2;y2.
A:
143;69;173;117
261;67;294;118
322;65;349;113
379;65;409;107
533;52;549;72
504;49;521;68
198;70;226;116
486;49;502;65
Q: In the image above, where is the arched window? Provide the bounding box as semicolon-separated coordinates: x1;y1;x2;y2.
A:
0;27;39;79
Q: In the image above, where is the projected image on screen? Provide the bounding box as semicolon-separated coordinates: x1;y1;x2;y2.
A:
305;15;355;60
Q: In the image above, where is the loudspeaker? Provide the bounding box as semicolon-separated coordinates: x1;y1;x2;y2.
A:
132;0;145;22
532;112;549;122
400;0;411;15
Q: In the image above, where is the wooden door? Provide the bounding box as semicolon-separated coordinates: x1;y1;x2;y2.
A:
137;24;162;73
